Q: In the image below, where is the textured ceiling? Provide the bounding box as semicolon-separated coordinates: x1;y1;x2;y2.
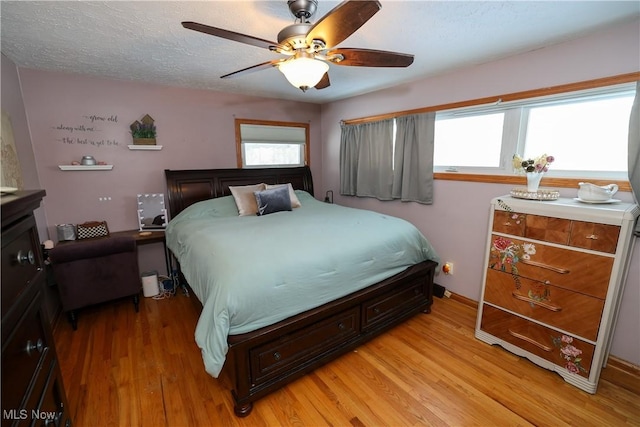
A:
1;1;639;104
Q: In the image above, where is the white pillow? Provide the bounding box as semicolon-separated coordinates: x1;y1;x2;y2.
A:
265;183;302;208
229;183;266;216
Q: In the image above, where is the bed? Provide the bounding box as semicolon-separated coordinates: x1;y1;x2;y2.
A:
164;166;439;416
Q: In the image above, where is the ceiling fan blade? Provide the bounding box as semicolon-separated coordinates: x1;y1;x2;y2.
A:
220;60;285;79
182;21;285;52
315;72;331;90
305;0;381;49
328;48;414;67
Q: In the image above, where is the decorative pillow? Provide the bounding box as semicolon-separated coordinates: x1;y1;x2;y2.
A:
254;186;292;216
265;183;302;208
229;183;266;216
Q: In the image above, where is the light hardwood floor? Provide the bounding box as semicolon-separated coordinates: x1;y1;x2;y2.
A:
53;292;640;426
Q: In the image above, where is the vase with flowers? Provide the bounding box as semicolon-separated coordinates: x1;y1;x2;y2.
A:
512;153;554;192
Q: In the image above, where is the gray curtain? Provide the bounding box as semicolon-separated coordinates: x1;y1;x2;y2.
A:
628;80;640;235
340;119;395;200
340;112;435;203
393;113;436;204
339;124;358;195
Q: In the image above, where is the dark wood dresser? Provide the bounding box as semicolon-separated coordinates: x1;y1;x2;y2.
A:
2;190;71;426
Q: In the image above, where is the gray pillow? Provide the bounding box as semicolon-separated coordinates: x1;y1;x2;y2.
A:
254;186;292;216
265;183;302;208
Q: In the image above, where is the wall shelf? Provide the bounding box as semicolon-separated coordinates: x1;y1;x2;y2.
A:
58;165;113;171
128;145;162;150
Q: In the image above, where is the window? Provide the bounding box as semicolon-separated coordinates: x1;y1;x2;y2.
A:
434;112;505;169
434;84;635;179
243;142;303;167
235;119;309;168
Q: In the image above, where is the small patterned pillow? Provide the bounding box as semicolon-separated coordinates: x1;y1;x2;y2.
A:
76;221;110;239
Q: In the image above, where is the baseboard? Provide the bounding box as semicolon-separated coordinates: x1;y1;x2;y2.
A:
601;356;640;394
607;356;640;374
448;291;478;309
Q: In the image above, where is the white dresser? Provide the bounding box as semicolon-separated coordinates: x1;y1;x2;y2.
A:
475;195;639;393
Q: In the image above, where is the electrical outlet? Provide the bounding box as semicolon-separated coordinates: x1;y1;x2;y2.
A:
444;290;452;298
442;262;454;275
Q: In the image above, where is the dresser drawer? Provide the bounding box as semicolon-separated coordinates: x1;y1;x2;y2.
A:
488;234;613;298
28;360;70;427
362;277;426;330
492;211;526;236
480;305;595;379
484;269;604;341
569;221;620;254
493;211;573;244
250;307;360;385
493;211;620;254
525;214;572;245
1;216;43;315
1;292;52;418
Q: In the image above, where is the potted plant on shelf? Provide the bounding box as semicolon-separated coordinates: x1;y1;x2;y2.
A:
130;114;156;145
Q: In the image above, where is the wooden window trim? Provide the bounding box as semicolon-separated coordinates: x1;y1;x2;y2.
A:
235;118;310;168
434;173;631;192
343;72;639;125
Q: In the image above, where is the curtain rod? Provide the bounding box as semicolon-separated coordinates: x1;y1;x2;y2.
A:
342;72;640;126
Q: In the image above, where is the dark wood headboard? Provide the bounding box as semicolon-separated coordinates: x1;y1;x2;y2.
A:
164;166;314;218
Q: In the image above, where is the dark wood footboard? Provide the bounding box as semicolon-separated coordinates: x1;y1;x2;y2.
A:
180;259;436;416
221;259;435;416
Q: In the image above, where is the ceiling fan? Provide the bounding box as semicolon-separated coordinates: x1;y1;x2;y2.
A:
182;0;414;92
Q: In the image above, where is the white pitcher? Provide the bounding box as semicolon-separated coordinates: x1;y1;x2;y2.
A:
577;182;618;201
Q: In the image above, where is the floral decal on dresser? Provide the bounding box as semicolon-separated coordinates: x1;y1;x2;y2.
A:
489;236;553;305
490;236;536;290
527;282;550;304
553;335;588;374
496;199;525;223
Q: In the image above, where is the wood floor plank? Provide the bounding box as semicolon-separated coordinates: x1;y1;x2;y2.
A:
53;294;640;426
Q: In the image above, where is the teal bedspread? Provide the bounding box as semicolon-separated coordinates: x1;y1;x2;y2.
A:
165;191;439;377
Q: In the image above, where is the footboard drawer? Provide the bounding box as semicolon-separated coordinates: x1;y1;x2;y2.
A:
362;277;426;330
250;307;360;386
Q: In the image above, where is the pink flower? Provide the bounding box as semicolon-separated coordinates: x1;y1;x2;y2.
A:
565;362;580;373
561;335;573;344
493;237;511;251
561;345;582;358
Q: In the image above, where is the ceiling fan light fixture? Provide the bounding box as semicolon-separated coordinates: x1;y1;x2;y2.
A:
278;55;329;92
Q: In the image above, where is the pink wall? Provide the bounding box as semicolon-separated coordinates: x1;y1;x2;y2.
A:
319;19;640;365
1;54;48;240
19;70;322;273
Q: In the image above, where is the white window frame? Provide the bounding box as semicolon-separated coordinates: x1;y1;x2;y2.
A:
434;83;635;180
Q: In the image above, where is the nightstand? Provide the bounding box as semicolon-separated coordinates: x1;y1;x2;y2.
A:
60;229;170;277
